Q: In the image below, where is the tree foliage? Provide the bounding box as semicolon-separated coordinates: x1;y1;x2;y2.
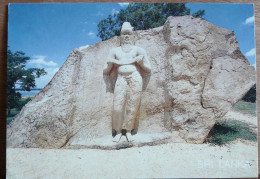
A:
7;49;47;115
242;84;256;103
97;3;205;40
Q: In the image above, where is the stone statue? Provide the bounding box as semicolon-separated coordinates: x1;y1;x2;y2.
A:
103;22;151;141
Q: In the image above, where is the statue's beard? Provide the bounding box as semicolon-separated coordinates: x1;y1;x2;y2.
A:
121;39;134;46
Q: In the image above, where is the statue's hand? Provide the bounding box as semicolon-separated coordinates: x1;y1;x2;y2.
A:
135;55;144;64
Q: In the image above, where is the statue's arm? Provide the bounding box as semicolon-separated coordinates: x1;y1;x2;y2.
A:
103;50;116;75
136;47;151;73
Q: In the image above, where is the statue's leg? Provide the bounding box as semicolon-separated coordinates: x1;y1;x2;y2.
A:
124;72;142;132
112;75;127;135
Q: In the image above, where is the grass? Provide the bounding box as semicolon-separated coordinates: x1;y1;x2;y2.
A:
206;119;257;146
205;100;257;146
232;100;256;116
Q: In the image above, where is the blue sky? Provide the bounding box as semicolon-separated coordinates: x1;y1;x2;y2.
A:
8;3;255;88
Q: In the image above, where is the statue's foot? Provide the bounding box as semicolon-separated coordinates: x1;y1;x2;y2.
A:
120;129;135;142
112;134;121;142
121;129;127;135
120;129;128;142
127;133;134;142
112;129;117;138
112;129;134;142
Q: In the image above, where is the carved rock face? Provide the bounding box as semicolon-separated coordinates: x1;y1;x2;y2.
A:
7;16;255;148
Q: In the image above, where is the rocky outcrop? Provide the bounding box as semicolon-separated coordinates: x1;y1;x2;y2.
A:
7;16;255;149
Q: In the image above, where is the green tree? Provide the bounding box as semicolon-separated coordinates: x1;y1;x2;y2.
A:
7;49;47;116
97;3;205;41
242;84;256;103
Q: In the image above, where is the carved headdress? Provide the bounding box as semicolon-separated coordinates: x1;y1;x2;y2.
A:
121;22;134;34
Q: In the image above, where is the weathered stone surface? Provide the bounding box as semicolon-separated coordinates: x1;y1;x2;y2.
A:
7;16;255;148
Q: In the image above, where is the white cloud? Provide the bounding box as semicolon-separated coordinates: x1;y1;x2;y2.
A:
79;44;89;50
88;31;95;37
35;67;59;88
28;56;59;88
111;8;119;15
245;48;256;57
243;16;254;25
29;56;57;67
118;3;129;7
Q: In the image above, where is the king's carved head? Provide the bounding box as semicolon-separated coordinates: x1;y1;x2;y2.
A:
120;22;134;45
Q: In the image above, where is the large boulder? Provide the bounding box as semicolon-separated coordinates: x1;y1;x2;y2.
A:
7;16;255;149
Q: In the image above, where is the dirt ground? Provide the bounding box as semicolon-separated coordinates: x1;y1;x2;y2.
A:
6;110;258;178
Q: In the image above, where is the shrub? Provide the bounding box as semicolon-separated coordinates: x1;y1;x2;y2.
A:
242;84;256;103
206;119;257;146
233;100;256;116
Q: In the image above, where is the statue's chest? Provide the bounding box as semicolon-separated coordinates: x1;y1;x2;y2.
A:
115;49;137;60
